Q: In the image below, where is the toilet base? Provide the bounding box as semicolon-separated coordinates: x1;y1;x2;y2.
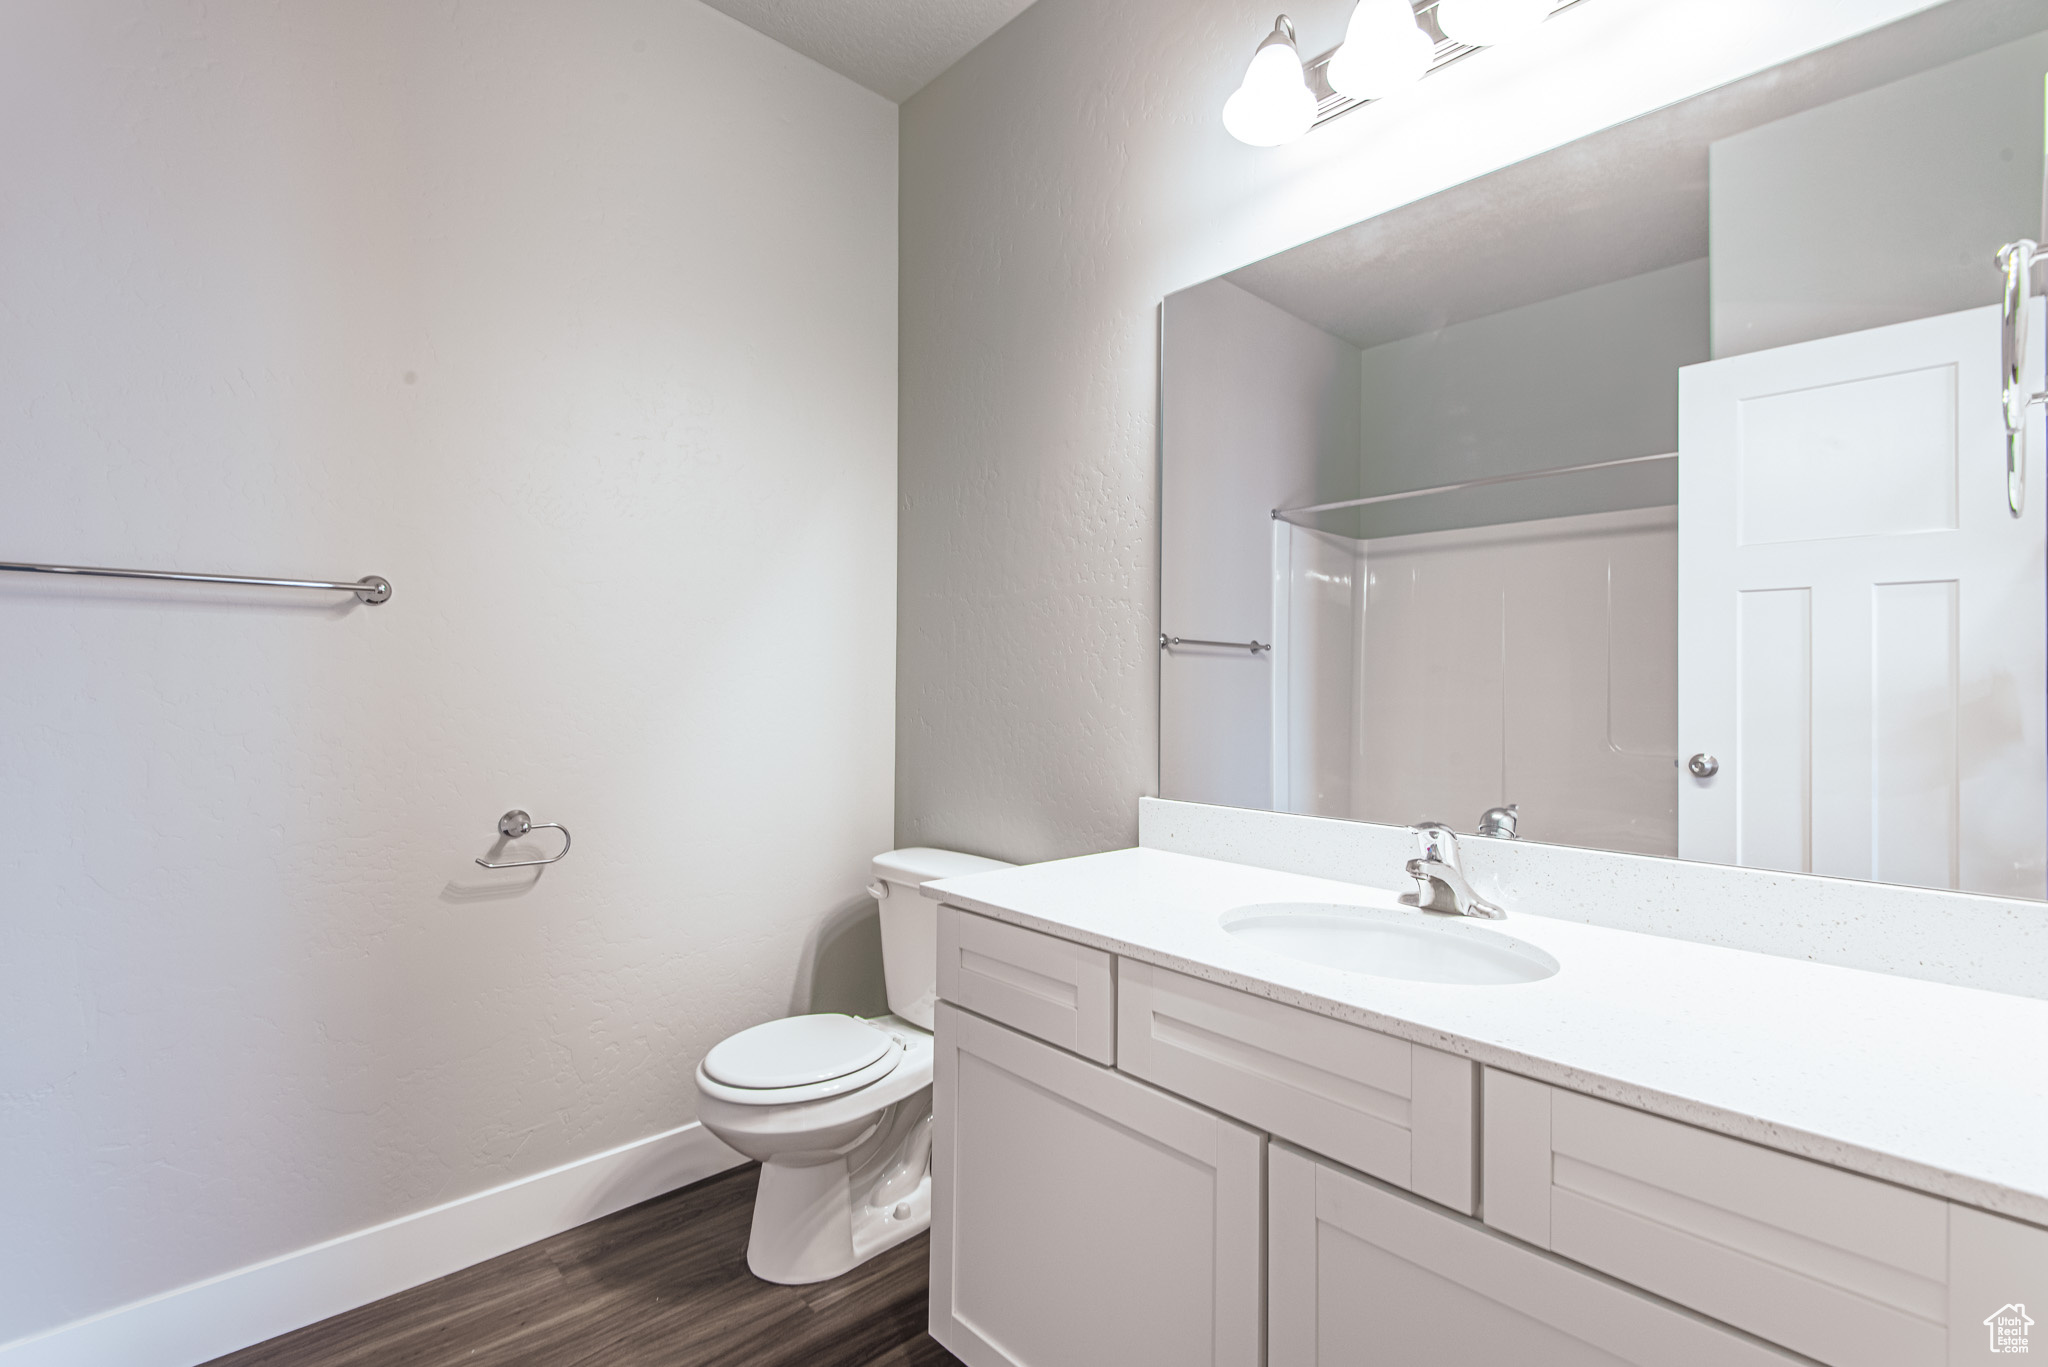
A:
745;1160;932;1285
853;1169;931;1263
741;1093;935;1286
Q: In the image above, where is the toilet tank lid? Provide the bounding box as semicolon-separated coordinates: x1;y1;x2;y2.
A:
872;847;1014;888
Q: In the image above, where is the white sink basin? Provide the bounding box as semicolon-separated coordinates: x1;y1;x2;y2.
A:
1221;903;1560;986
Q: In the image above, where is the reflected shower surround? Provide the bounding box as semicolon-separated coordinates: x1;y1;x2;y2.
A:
1269;503;1679;856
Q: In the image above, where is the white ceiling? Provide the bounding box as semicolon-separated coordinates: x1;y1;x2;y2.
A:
701;0;1043;102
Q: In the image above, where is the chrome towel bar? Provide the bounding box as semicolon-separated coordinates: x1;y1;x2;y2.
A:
1160;634;1269;655
0;559;391;603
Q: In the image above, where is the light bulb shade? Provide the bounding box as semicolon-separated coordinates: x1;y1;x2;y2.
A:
1343;0;1422;42
1223;19;1317;146
1325;16;1433;100
1434;0;1548;47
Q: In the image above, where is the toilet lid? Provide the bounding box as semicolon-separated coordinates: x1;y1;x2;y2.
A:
702;1014;894;1090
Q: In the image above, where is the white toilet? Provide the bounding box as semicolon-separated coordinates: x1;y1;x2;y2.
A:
694;847;1012;1285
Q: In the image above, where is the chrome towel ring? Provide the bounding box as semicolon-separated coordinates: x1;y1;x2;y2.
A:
477;810;572;869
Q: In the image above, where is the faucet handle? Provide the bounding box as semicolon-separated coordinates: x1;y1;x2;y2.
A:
1405;821;1454;910
1409;820;1458;866
1403;820;1506;918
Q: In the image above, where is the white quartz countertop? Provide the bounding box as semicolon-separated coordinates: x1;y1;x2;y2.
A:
925;847;2048;1225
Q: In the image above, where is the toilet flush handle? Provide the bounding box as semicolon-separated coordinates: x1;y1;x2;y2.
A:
866;880;889;900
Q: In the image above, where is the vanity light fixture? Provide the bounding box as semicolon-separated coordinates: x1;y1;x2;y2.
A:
1225;0;1582;146
1325;0;1433;101
1221;16;1319;147
1434;0;1550;48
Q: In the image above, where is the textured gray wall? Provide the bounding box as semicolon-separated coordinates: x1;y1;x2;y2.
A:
0;0;896;1340
1710;29;2048;357
1159;279;1362;811
1343;260;1706;541
894;0;1947;864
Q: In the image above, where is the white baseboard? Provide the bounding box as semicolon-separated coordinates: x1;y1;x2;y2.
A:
0;1122;747;1367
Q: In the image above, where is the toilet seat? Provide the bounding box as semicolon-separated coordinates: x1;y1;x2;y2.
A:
698;1014;906;1105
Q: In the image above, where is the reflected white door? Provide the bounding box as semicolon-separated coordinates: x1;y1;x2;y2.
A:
1678;300;2046;898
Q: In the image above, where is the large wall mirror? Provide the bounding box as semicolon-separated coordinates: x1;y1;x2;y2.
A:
1160;0;2048;899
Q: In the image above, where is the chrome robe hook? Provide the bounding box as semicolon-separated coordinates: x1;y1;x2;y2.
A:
477;810;572;869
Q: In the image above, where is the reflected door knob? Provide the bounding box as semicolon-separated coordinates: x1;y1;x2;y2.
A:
1687;753;1720;778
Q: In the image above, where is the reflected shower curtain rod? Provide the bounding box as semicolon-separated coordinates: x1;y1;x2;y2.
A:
1271;451;1676;522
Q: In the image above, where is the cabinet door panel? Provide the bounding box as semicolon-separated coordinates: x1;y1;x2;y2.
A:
1949;1204;2048;1363
931;1002;1263;1367
1119;959;1474;1212
1269;1144;1798;1367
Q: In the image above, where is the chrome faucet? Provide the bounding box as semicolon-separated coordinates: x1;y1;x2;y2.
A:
1403;822;1506;919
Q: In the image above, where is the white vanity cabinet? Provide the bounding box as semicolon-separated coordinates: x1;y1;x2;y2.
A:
930;906;2048;1367
1268;1142;1800;1366
929;1001;1265;1367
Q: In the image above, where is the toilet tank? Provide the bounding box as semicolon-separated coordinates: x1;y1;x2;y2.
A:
870;847;1014;1029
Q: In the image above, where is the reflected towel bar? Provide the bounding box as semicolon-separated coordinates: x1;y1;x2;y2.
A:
0;560;391;604
1161;634;1269;655
1272;451;1676;523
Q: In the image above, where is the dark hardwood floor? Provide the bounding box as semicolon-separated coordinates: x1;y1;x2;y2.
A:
207;1165;961;1367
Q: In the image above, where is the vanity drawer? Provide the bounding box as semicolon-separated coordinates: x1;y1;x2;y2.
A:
936;905;1116;1064
1481;1068;2048;1367
1118;960;1475;1213
1269;1143;1799;1366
